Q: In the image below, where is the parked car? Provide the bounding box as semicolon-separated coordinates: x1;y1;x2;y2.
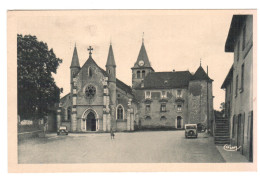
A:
57;126;68;135
185;124;198;138
197;123;206;133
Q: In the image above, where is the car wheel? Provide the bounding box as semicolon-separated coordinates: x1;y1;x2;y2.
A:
57;132;60;135
66;133;68;135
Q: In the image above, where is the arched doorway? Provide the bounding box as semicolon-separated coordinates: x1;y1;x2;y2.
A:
86;112;96;131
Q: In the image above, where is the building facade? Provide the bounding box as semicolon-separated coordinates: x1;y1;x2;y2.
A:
222;15;253;161
57;40;214;132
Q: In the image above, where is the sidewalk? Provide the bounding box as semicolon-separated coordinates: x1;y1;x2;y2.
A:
216;145;249;163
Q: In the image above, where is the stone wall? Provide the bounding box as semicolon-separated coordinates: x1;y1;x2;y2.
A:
135;88;189;129
187;80;213;127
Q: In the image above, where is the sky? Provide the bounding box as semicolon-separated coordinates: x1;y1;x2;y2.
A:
16;10;240;110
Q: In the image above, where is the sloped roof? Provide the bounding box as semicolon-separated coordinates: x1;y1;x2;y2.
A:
132;42;153;69
70;46;80;68
78;55;133;95
191;66;213;81
106;44;116;67
135;71;192;89
225;15;248;52
116;78;133;95
221;65;233;89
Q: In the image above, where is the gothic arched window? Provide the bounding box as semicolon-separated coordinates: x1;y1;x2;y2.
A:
67;107;71;121
117;105;124;120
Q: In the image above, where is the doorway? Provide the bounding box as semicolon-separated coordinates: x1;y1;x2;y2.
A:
177;116;182;129
86;112;96;131
237;114;241;149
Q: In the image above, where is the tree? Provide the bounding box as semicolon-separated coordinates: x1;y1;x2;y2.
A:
220;102;225;113
17;34;62;119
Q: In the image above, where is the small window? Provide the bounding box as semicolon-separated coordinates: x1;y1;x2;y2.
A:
177;104;182;112
145;116;151;120
117;94;121;98
241;64;244;91
137;71;141;78
160;116;167;120
177;90;182;98
145;91;151;99
108;69;111;74
161;104;166;112
89;67;93;77
142;70;145;78
146;104;151;112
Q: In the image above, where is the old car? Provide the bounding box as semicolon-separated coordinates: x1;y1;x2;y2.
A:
57;126;68;135
185;124;198;138
197;123;206;133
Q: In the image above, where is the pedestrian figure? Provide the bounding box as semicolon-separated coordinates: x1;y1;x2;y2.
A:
110;128;115;139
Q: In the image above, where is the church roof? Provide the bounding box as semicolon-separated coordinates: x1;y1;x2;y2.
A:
106;44;116;67
191;66;213;81
70;46;80;68
135;71;192;89
79;53;133;95
132;42;153;69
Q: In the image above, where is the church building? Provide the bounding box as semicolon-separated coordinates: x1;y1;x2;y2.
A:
57;39;214;132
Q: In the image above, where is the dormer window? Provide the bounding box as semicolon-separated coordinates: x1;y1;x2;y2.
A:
145;91;151;99
177;90;182;98
161;91;167;98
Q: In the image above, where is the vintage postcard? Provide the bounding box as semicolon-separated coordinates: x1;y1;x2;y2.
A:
7;10;257;172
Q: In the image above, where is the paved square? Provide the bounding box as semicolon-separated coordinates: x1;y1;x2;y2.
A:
18;131;225;163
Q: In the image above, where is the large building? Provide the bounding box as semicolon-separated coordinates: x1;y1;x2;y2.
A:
221;15;253;161
57;39;214;132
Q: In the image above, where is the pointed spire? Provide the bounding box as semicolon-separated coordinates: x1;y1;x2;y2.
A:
142;32;144;44
70;45;80;68
191;65;212;81
133;40;151;68
106;44;116;67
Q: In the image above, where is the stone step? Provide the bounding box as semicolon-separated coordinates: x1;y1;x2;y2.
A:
215;133;229;136
215;141;230;145
215;130;229;133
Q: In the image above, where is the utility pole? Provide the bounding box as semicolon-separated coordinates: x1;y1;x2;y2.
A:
207;65;209;134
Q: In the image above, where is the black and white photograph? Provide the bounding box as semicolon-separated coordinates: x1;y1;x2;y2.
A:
7;9;256;172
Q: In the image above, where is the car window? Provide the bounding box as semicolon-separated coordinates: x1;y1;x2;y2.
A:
186;126;196;129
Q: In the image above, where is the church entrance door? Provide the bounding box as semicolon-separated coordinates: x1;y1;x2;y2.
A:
86;112;96;131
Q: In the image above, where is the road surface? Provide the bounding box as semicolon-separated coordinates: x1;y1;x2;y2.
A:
18;130;225;163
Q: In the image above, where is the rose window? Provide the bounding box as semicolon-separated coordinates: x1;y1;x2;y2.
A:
85;85;96;98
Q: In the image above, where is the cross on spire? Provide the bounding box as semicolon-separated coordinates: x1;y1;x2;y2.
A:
200;58;202;66
88;46;93;56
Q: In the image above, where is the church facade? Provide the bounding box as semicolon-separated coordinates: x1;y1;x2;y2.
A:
57;40;214;132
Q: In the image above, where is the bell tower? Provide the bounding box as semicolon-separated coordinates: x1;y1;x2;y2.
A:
131;36;154;88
